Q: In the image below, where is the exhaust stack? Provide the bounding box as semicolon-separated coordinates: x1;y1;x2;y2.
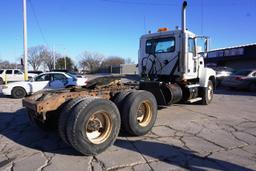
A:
182;1;187;33
180;1;188;80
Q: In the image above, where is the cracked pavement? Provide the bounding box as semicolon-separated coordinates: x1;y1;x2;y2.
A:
0;89;256;171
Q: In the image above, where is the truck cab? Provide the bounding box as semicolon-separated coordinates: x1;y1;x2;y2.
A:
139;29;215;86
138;1;216;105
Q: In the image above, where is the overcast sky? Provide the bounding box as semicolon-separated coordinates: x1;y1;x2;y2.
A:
0;0;255;64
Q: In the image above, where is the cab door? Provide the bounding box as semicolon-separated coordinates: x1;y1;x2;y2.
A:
144;36;178;76
187;37;198;78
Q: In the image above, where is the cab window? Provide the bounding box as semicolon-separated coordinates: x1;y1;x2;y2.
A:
146;41;154;54
188;38;196;56
146;37;175;54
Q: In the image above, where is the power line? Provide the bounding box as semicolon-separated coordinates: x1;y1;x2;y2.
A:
99;0;178;6
100;0;249;7
201;0;204;34
28;0;49;46
143;16;147;33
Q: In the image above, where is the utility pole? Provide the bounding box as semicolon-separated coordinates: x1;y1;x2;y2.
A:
64;48;67;70
23;0;28;80
53;45;56;70
64;56;67;70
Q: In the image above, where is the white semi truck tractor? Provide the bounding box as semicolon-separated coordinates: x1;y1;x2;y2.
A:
138;1;216;105
23;1;216;156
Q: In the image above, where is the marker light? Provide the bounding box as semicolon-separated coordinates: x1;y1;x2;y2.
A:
158;27;169;32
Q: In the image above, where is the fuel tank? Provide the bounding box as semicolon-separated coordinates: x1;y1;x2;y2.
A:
139;81;183;106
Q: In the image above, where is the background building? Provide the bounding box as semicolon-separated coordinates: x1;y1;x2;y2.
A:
99;64;138;75
206;44;256;69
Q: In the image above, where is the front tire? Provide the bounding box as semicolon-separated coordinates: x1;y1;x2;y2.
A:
201;80;214;105
11;87;27;99
66;98;121;156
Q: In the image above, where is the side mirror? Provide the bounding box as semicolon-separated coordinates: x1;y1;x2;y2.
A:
195;36;209;58
204;38;208;53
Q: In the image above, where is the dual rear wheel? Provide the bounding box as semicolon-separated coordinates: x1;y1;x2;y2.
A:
59;97;120;155
27;90;157;155
112;90;157;136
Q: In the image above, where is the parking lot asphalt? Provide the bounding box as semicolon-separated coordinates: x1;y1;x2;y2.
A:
0;88;256;171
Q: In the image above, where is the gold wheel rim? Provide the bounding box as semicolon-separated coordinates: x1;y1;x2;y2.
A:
85;112;112;144
136;100;153;127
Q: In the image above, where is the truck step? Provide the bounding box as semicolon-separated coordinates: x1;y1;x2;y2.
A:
187;97;202;103
186;84;200;88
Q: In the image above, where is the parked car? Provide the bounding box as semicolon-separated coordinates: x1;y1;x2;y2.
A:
1;72;88;98
28;70;43;78
222;69;256;91
211;67;234;86
0;69;24;84
51;69;84;78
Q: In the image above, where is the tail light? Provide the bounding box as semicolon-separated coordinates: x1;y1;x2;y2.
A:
235;76;243;80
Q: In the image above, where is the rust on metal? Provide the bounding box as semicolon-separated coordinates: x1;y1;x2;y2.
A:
22;76;137;114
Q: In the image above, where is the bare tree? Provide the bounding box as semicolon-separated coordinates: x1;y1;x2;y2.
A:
125;57;135;64
0;60;20;69
42;49;54;71
101;56;125;67
42;49;61;71
28;45;45;70
79;51;104;73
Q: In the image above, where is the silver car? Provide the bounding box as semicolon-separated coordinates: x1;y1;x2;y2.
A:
214;67;234;86
222;69;256;92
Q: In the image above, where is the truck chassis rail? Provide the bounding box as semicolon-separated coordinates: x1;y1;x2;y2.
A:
23;77;137;114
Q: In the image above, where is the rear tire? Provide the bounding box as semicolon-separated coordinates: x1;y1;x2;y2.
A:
112;90;135;109
58;97;87;145
121;90;157;136
201;80;214;105
11;87;27;99
66;98;121;155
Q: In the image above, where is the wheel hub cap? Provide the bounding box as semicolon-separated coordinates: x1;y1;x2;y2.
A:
136;100;152;127
85;112;112;144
